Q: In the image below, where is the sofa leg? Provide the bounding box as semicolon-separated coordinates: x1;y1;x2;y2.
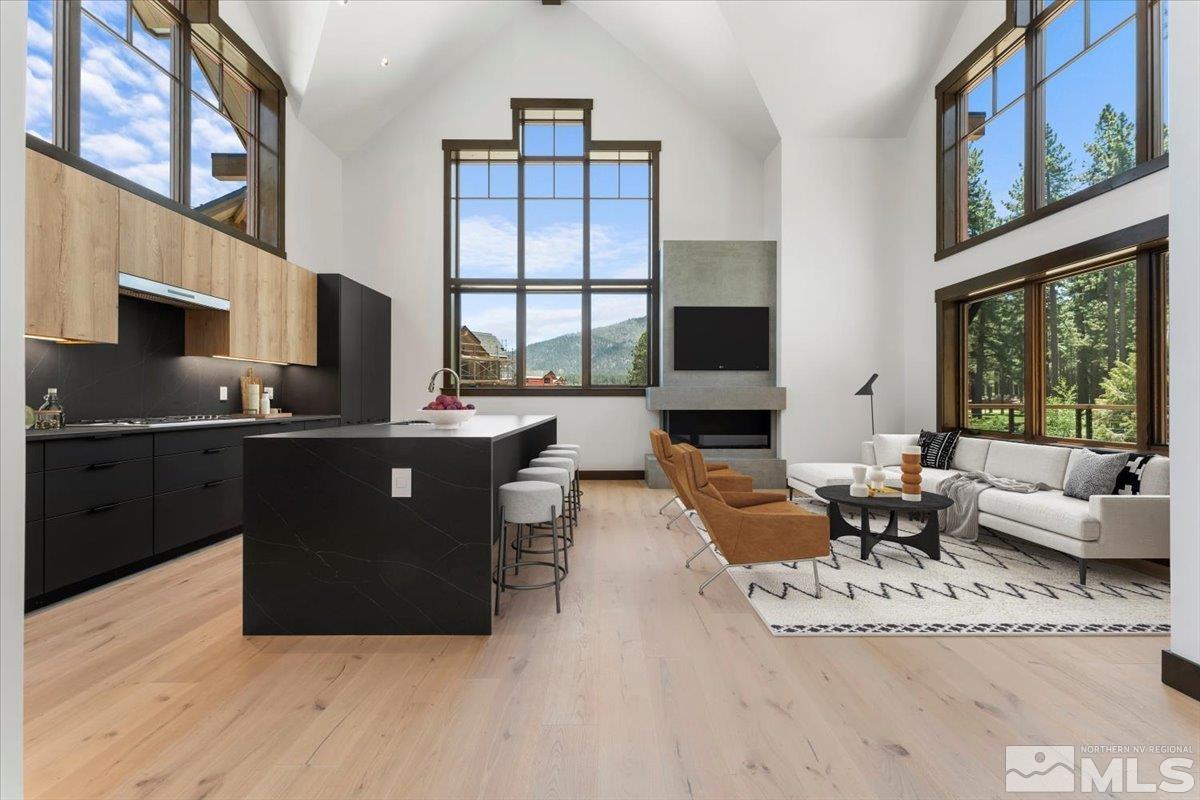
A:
788;487;794;502
1078;558;1088;585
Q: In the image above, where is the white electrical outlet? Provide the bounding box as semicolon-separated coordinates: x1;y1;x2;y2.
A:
391;468;412;498
219;386;228;401
264;386;274;399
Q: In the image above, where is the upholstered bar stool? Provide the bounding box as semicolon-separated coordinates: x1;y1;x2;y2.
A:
496;481;566;614
550;444;582;503
516;466;574;556
540;448;582;512
530;456;578;525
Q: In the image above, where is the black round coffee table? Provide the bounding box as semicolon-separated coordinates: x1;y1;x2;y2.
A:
814;485;953;561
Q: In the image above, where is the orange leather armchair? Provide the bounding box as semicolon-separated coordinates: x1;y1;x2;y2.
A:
679;447;829;596
649;430;752;529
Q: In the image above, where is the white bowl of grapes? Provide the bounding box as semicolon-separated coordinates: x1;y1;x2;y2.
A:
418;395;476;429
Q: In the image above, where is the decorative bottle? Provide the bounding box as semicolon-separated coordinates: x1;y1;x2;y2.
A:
35;388;65;430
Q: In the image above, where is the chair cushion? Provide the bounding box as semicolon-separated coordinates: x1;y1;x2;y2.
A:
977;489;1099;541
787;463;855;487
873;434;918;467
950;437;991;472
983;440;1072;489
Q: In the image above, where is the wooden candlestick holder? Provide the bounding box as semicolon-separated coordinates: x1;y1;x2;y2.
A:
900;446;923;502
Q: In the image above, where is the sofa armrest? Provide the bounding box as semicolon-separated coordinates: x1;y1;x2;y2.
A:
1086;494;1171;557
861;441;876;466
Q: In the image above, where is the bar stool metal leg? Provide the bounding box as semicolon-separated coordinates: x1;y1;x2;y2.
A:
550;504;562;613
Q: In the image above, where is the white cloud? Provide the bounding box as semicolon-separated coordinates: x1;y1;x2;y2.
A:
459;213;518;276
27;17;53;50
121;160;171;195
591;294;647;327
590;223;649;279
525;221;583;277
81;131;151;165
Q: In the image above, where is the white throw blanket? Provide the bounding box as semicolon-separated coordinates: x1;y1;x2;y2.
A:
937;471;1049;542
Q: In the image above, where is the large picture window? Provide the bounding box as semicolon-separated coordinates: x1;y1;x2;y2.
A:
444;100;660;395
936;0;1170;257
937;219;1168;451
23;0;285;250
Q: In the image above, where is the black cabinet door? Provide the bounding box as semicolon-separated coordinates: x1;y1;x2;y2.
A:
27;442;43;473
153;478;242;553
155;446;243;493
44;458;154;518
26;521;43;599
339;279;364;424
26;472;43;522
361;288;392;423
44;498;153;592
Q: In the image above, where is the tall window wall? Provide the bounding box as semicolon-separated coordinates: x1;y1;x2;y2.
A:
24;0;285;249
936;0;1170;256
939;220;1169;451
444;100;659;395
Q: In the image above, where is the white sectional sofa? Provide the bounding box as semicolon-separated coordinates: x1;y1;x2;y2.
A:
787;434;1170;583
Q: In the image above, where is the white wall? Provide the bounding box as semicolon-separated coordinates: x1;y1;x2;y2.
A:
217;1;347;279
1168;0;1200;669
341;2;770;469
895;0;1171;434
0;3;26;795
774;137;905;462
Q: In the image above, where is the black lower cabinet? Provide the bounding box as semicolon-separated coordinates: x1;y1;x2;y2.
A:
154;446;242;493
44;498;153;593
154;478;242;553
25;522;43;599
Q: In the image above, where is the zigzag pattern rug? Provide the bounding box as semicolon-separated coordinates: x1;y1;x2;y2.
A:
714;500;1170;637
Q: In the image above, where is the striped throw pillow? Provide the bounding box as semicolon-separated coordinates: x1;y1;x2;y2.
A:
918;429;961;470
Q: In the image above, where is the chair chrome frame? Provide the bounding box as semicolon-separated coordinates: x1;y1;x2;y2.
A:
697;557;822;598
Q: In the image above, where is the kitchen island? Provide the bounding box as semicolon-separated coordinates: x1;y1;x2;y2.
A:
242;414;556;635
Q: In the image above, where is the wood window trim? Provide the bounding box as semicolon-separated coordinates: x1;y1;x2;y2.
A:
441;99;661;396
32;0;287;254
935;216;1169;452
934;0;1168;261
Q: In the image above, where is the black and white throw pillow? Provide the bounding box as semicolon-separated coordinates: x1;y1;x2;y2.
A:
1114;454;1153;495
918;429;960;470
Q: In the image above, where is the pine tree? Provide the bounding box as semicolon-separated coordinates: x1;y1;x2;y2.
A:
1079;104;1135;188
1043;123;1077;203
625;330;648;385
966;147;999;237
1001;168;1024;222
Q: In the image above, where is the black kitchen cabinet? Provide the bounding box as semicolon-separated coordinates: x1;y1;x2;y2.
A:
154;446;243;493
154;478;242;553
361;287;392;423
26;444;43;599
285;274;390;425
44;498;154;592
26;522;43;599
44;458;153;517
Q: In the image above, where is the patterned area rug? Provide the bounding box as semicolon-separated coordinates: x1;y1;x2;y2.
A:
704;499;1170;637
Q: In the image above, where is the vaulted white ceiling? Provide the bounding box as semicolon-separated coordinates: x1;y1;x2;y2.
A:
246;0;966;157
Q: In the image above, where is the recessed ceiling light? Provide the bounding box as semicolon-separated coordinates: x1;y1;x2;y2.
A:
380;57;389;67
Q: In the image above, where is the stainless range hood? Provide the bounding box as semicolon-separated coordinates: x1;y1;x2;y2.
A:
118;273;230;311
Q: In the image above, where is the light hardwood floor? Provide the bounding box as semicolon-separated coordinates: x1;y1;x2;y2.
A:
24;481;1198;799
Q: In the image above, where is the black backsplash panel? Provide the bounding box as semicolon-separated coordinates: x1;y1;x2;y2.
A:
25;295;287;420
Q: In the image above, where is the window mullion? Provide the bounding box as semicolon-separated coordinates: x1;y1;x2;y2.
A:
59;0;80;154
1024;29;1037;216
1134;251;1153;449
173;22;187;205
1135;0;1151;163
1024;282;1040;442
517;148;526;388
581;112;592;388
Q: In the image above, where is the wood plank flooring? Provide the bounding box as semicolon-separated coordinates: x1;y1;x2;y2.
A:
24;481;1198;799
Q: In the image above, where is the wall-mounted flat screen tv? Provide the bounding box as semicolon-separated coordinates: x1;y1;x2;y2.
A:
673;306;769;371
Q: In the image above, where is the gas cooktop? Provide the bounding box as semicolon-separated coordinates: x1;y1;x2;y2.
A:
73;414;258;428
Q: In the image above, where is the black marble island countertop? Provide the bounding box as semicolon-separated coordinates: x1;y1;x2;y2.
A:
242;414;557;636
26;414;341;441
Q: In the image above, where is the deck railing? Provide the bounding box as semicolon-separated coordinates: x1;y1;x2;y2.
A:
966;402;1135;439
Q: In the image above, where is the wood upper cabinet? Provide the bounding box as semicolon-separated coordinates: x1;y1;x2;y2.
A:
256;250;285;363
283;262;318;366
25;149;119;343
118;189;182;286
181;218;230;299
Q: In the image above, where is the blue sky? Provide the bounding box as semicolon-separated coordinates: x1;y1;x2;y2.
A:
968;0;1142;219
26;0;248;207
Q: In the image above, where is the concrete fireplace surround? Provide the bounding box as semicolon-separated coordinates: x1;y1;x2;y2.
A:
645;240;787;489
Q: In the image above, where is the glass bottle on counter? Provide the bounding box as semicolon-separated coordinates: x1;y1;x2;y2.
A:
35;388;64;430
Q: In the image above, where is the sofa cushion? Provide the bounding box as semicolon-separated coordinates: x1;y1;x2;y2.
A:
1064;449;1130;500
1141;456;1169;495
977;488;1099;541
983;440;1072;489
951;437;991;472
787;463;855;488
918;430;960;469
873;434;918;467
884;466;959;493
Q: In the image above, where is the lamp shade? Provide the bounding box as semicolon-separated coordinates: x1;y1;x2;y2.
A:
854;373;879;397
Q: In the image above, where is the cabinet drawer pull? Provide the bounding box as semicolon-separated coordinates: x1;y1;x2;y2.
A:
91;433;121;440
88;503;118;513
203;447;227;454
87;460;119;470
203;479;225;488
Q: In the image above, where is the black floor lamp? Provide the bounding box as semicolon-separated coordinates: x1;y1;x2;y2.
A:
856;374;878;435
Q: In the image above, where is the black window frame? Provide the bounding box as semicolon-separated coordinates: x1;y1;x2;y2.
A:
442;98;661;397
24;0;287;256
935;0;1169;260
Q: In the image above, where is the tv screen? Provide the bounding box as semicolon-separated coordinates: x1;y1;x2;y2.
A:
673;306;769;371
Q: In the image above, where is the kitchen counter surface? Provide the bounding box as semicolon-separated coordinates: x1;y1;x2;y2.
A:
26;414;341;441
256;414;555;441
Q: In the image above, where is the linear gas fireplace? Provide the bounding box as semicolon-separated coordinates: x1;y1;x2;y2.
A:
663;410;771;450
